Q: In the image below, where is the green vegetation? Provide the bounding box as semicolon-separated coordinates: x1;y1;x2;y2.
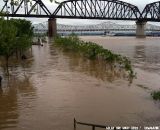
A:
10;19;33;38
151;91;160;101
54;35;135;79
10;19;33;57
0;18;33;75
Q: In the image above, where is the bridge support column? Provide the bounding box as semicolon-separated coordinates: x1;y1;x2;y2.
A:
136;21;146;38
48;18;57;37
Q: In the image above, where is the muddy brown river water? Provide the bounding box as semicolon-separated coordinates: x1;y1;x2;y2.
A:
0;37;160;130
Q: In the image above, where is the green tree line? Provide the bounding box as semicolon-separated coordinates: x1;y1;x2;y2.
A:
0;18;33;75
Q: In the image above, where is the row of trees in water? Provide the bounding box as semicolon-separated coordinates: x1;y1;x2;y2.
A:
0;18;33;75
54;34;135;80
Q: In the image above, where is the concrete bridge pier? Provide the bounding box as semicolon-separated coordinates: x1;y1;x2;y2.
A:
136;21;146;38
48;18;57;37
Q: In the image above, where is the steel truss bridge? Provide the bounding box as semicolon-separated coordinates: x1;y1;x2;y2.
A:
34;22;160;33
0;0;160;22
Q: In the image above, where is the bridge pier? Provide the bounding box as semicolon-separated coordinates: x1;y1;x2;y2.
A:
48;18;57;37
136;21;146;38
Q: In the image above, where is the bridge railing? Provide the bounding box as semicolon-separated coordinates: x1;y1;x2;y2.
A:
74;118;107;130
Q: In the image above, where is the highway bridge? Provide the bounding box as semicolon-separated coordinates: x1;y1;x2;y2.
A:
33;21;160;36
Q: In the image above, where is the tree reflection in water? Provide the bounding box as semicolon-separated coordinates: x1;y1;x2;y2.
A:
0;75;36;129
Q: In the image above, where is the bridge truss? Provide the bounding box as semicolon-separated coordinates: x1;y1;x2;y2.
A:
53;0;140;20
0;0;51;18
0;0;160;22
142;1;160;22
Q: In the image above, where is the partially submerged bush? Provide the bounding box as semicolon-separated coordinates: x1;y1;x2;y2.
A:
151;91;160;101
54;34;135;79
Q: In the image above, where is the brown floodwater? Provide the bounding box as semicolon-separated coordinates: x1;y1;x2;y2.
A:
0;37;160;130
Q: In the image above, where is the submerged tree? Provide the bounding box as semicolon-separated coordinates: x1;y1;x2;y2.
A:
10;19;33;57
0;18;33;75
0;19;17;75
10;19;33;38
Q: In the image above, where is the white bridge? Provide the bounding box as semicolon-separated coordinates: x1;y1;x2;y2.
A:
34;22;160;35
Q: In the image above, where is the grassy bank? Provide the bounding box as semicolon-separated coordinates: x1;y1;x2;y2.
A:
54;35;135;79
151;91;160;101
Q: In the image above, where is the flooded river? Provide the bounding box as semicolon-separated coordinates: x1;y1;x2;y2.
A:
0;37;160;130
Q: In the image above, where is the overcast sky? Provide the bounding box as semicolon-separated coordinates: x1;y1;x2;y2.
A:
1;0;160;25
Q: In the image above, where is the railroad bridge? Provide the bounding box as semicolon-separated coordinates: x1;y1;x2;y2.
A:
0;0;160;37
